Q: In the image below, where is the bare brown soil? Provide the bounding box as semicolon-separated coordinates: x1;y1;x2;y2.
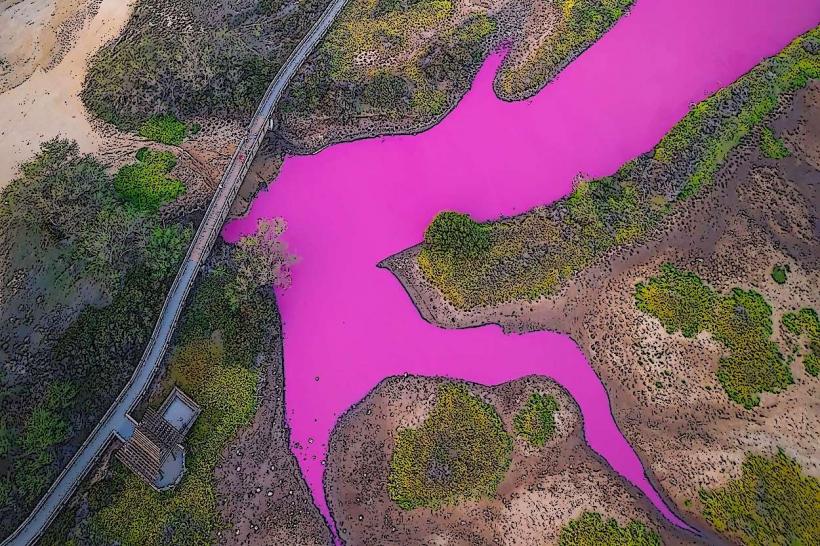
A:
213;323;331;546
385;83;820;538
325;375;704;545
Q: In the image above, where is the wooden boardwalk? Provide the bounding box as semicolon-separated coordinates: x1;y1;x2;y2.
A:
1;0;349;543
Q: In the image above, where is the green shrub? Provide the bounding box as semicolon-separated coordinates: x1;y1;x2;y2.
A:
635;264;792;408
423;211;490;258
760;127;792;159
557;511;661;546
22;407;70;453
781;308;820;377
388;383;512;509
513;392;559;447
635;263;715;337
144;225;192;281
114;149;185;212
771;264;789;284
137;115;187;145
700;450;820;545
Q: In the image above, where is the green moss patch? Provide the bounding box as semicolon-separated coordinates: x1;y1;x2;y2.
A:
557;512;661;546
114;149;185;212
700;450;820;545
781;308;820;377
635;264;791;408
387;383;512;510
513;392;559;447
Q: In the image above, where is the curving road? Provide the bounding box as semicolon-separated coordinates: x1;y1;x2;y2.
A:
1;0;349;543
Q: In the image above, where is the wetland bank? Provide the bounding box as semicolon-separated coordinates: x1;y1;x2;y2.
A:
223;0;819;539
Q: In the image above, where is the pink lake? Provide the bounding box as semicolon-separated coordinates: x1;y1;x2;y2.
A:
223;0;819;540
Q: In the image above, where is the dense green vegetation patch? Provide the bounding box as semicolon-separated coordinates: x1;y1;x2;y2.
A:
700;450;819;545
137;114;188;145
387;383;512;510
423;211;490;258
635;264;791;408
498;0;634;99
781;308;820;377
771;264;789;284
418;27;820;310
0;138;194;533
557;511;661;546
0;382;76;509
760;127;792;159
114;148;185;212
63;264;277;545
513;392;559;447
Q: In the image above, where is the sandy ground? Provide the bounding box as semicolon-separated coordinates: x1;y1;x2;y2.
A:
385;83;820;538
325;375;706;545
0;0;90;92
0;0;134;185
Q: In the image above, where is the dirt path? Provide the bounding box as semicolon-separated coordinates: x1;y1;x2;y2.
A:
0;0;133;185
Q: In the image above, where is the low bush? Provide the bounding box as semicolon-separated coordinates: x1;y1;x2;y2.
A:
144;225;193;281
137;115;187;145
635;264;792;408
114;149;185;212
0;382;77;509
635;263;715;338
771;264;789;284
700;450;819;545
513;392;559;447
557;511;660;546
760;127;791;159
388;383;512;510
781;308;819;377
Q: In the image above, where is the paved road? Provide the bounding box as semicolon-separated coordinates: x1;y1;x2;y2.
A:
2;0;349;543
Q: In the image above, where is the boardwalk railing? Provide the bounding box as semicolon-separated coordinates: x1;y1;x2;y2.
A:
2;0;349;543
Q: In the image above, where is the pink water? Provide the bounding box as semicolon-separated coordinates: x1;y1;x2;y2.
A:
224;0;819;539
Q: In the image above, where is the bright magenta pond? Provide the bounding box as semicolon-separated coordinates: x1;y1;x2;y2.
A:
223;0;819;539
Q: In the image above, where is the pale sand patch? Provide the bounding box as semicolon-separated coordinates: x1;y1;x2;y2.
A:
0;0;134;186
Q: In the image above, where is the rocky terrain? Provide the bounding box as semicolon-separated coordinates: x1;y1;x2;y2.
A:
386;77;820;542
325;375;704;545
